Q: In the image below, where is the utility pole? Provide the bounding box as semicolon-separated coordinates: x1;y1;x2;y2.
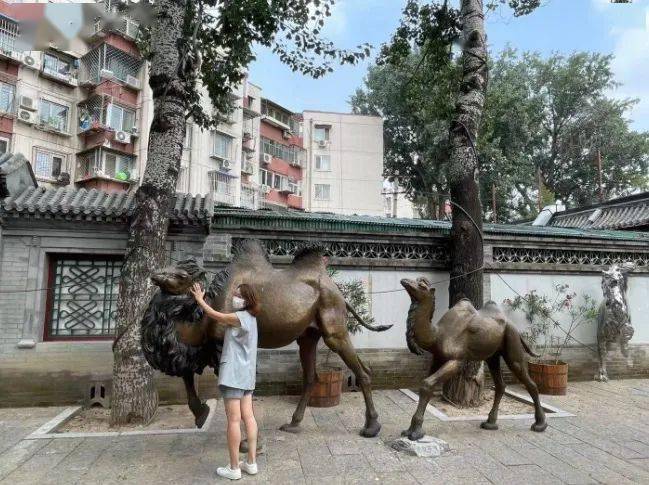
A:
596;148;604;202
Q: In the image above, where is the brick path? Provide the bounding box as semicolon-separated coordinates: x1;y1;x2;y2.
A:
2;379;649;484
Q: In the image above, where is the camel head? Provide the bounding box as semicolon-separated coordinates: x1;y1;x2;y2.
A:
400;277;435;304
151;258;206;295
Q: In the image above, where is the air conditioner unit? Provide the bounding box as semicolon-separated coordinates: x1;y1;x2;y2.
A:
100;69;114;80
262;153;272;165
282;130;291;139
317;139;328;148
125;74;141;89
114;130;132;144
221;159;232;171
22;54;41;70
19;95;36;111
17;108;37;124
261;185;271;194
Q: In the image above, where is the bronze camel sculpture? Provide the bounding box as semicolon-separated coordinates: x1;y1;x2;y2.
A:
141;240;392;437
400;277;547;441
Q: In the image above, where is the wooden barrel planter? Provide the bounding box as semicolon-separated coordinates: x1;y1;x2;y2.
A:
309;367;343;407
528;361;568;395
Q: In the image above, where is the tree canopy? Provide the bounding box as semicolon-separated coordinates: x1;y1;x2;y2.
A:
351;47;649;221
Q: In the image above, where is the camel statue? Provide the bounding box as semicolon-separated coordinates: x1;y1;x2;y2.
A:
596;263;635;382
141;239;392;438
399;277;547;441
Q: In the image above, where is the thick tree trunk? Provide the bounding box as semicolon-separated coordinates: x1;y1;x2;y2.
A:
442;0;487;407
110;0;189;426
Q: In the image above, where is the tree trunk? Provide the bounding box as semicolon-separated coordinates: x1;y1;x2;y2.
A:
442;0;488;407
110;0;190;426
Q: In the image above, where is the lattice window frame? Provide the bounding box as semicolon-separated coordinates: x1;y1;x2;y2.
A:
232;238;449;264
44;255;122;340
492;246;649;268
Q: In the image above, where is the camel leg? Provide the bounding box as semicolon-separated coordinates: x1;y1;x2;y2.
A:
321;331;381;438
280;327;321;434
596;335;609;382
481;355;505;431
503;354;547;432
182;373;209;428
402;360;461;441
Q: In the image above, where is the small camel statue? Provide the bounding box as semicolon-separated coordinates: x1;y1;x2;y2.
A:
596;262;635;382
141;240;392;437
400;277;547;441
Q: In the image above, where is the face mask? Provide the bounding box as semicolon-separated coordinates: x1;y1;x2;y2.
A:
232;296;246;310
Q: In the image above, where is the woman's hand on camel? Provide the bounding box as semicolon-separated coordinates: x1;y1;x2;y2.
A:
190;282;206;304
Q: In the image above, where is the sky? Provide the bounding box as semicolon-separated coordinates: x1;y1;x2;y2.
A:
248;0;649;130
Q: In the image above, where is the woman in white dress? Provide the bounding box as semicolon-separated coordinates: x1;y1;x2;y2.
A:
190;282;260;481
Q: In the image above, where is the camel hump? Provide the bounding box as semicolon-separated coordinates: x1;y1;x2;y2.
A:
292;244;326;266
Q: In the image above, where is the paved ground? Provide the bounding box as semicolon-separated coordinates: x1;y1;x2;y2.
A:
2;379;649;484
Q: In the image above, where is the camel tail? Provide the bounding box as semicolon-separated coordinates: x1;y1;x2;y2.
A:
345;301;393;332
520;334;540;358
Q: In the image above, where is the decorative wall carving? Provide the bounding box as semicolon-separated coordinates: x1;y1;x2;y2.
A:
232;238;449;263
493;247;649;268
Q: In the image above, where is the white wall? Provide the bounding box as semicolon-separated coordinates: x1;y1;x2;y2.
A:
490;272;649;345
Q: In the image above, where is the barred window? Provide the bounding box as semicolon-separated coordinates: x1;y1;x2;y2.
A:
45;256;122;339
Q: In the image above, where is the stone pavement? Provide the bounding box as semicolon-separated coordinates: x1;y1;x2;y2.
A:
2;379;649;484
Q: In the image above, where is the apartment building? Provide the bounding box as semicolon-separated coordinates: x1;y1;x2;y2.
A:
302;111;384;216
0;0;145;193
0;0;385;217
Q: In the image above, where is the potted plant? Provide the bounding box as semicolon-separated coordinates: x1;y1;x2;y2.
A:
308;267;374;407
504;284;598;395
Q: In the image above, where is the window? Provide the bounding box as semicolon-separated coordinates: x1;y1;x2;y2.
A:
0;82;14;114
314;184;331;201
33;148;65;180
261;136;303;164
314;125;330;142
39;99;69;132
288;181;300;195
0;136;9;155
259;168;271;186
104;152;134;180
212;132;233;160
106;104;135;132
46;256;122;339
261;99;292;126
315;154;331;171
43;52;71;78
273;173;283;190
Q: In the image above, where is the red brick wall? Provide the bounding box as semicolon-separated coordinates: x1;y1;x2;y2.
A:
103;34;140;59
94;81;139;107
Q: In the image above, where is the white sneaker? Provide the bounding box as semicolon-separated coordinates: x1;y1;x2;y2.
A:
239;461;258;475
216;465;241;480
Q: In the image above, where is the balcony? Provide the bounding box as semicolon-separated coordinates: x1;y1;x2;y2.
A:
209;170;236;207
80;44;143;90
92;16;140;41
76;148;137;184
0;17;20;64
240;185;260;210
241;159;254;175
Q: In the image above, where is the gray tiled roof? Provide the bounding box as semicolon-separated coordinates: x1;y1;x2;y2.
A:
1;186;213;227
548;193;649;230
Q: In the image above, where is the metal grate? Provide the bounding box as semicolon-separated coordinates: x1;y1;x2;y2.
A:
80;43;142;85
48;257;122;338
0;16;18;55
209;170;236;206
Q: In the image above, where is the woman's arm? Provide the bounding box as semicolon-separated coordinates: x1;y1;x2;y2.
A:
190;283;241;327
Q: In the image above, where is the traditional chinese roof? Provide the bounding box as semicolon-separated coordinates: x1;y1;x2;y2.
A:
212;207;649;242
1;186;213;227
548;193;649;231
